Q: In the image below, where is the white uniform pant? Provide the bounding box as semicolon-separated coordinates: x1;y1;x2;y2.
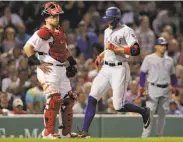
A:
90;63;131;110
141;84;170;137
37;65;71;135
37;65;71;98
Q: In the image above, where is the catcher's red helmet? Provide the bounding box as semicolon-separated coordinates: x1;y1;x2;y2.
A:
41;2;64;17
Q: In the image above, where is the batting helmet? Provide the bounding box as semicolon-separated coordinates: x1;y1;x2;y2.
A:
41;2;64;17
102;7;121;29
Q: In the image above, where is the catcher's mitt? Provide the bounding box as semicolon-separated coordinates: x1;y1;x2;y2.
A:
66;66;77;78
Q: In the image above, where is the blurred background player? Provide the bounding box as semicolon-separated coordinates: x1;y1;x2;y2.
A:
139;37;179;137
23;2;77;139
76;7;150;137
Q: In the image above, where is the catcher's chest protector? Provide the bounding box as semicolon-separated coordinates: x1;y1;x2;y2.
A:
38;26;68;62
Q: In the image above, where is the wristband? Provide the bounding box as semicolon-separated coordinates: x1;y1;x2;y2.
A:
28;54;40;66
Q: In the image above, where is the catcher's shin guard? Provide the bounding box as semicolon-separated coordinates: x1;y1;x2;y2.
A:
58;91;76;137
43;93;62;136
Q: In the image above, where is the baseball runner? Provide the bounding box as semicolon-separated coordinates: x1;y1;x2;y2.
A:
76;7;150;138
23;2;77;139
140;37;179;137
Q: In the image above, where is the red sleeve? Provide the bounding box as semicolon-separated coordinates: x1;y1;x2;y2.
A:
37;27;51;40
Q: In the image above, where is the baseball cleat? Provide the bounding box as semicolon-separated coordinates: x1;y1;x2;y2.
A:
77;131;91;138
74;127;91;138
70;132;80;138
42;133;58;139
142;107;151;129
41;129;59;139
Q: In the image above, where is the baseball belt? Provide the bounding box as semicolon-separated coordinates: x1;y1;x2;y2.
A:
151;83;169;88
104;61;122;66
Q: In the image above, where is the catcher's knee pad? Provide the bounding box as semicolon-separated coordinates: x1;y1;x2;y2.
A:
44;93;62;135
60;91;76;136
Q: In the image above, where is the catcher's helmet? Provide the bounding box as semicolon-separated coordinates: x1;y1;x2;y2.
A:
102;7;121;29
41;2;64;17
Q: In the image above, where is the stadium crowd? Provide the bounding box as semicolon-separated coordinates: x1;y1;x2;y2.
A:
0;1;183;115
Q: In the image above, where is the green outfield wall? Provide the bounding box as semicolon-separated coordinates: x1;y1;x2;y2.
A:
0;114;182;138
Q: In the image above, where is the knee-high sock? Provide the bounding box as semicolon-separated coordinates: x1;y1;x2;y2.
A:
117;102;145;115
82;96;97;132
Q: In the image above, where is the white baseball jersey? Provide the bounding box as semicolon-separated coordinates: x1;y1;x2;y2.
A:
141;53;175;84
104;24;138;62
90;24;138;110
26;31;71;98
26;31;63;64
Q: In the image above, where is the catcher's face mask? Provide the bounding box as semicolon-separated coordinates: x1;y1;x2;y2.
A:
42;2;64;17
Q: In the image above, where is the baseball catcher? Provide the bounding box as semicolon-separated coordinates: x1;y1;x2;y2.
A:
23;2;77;139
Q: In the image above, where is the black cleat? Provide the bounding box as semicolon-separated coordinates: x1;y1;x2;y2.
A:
142;107;151;129
70;132;80;138
75;127;91;138
77;131;91;138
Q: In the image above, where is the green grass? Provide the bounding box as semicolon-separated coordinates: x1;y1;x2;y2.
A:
0;137;182;142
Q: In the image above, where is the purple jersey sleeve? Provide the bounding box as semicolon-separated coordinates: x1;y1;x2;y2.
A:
170;74;178;88
139;72;146;88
